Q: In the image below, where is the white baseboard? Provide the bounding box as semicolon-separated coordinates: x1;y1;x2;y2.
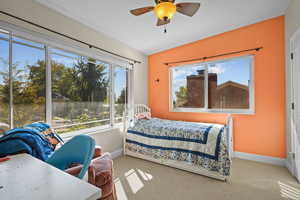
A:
234;151;286;166
285;154;294;175
111;148;123;159
286;160;293;173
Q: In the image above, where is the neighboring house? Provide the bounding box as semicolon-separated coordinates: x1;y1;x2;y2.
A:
213;81;249;109
52;92;70;101
185;71;249;109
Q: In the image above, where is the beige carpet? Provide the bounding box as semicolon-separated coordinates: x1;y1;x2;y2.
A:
113;156;300;200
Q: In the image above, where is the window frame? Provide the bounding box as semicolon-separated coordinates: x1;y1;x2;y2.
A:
112;65;129;124
48;48;113;132
0;22;133;136
169;55;255;114
11;35;47;127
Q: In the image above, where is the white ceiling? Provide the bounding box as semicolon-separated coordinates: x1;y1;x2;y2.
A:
35;0;290;55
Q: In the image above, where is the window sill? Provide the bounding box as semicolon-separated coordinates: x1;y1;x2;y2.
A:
171;108;255;115
60;125;115;140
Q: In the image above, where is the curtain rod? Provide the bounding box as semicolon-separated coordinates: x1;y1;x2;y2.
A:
164;47;263;66
0;10;142;64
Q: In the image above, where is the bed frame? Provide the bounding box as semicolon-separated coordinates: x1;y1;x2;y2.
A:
123;104;234;181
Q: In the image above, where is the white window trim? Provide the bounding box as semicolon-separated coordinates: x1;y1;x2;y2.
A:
0;21;133;135
61;125;113;140
169;55;255;115
110;64;115;127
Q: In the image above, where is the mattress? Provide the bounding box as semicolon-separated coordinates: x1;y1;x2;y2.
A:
125;118;231;176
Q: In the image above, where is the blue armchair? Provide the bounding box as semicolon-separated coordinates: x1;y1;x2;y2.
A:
46;135;95;179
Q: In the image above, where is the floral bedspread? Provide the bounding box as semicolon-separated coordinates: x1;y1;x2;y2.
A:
125;118;231;177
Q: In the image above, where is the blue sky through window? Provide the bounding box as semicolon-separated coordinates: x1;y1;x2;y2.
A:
12;41;45;82
114;66;127;99
172;56;252;98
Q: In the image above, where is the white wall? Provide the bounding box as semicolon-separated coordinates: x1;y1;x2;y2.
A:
0;0;148;153
285;0;300;168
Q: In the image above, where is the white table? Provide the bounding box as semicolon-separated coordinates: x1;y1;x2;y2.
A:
0;154;101;200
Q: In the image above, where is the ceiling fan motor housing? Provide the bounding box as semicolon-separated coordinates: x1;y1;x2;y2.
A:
155;0;176;4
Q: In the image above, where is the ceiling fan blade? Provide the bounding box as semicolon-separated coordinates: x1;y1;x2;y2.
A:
130;7;154;16
157;18;170;26
176;3;200;17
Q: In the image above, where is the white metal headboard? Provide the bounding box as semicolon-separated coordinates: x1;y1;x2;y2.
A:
131;104;151;124
134;104;151;115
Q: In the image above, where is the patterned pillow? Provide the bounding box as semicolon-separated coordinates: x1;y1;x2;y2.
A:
24;122;64;149
135;112;151;120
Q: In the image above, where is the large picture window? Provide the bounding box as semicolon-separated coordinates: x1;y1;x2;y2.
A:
0;26;132;134
171;56;254;113
50;49;110;133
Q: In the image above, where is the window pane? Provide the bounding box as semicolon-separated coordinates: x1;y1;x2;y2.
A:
114;66;128;123
51;49;110;134
0;39;10;128
12;38;46;127
172;65;206;108
208;56;251;109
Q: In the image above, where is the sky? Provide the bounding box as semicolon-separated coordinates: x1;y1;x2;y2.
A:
0;37;126;99
172;56;252;98
1;34;251;102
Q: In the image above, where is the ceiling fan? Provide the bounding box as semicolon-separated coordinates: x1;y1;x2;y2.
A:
130;0;201;27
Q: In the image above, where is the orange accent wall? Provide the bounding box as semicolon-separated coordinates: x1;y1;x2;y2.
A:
148;16;286;158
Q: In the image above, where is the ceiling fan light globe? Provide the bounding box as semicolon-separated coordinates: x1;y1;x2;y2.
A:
154;2;176;20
